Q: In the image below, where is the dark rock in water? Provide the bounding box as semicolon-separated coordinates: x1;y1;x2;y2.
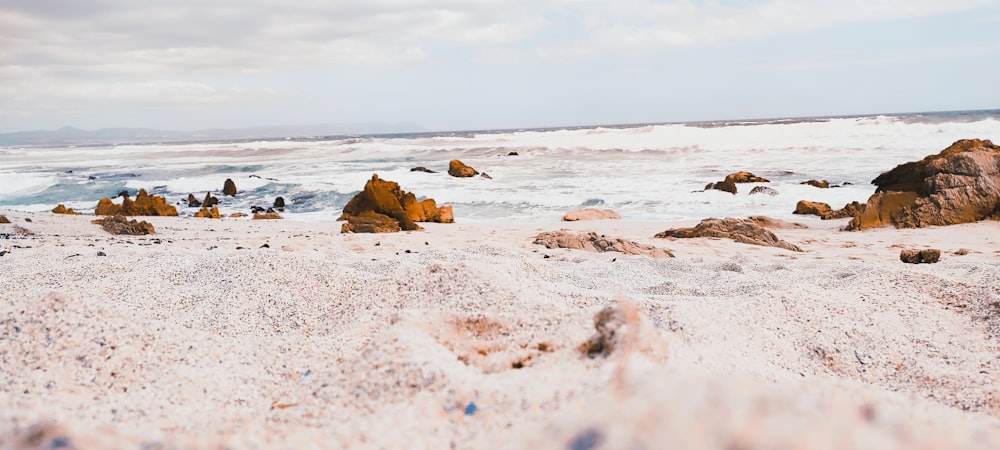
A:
900;248;941;264
655;217;802;252
410;166;436;173
801;179;830;188
848;139;1000;230
508;151;519;156
481;172;492;179
273;196;285;211
223;178;238;196
251;205;266;213
117;190;130;199
187;194;202;207
749;186;779;196
94;214;155;235
88;176;96;181
705;179;737;194
203;192;219;208
704;171;768;195
448;159;479;178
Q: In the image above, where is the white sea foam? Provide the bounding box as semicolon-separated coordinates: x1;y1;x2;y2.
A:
2;113;997;221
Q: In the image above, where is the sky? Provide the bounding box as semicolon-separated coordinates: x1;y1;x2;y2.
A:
1;0;999;133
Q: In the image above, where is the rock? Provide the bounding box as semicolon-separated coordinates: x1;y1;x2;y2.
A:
273;196;285;211
193;207;221;218
508;151;519;156
253;212;283;220
223;178;237;196
339;174;454;233
705;179;738;194
562;208;622;221
746;216;808;229
801;179;830;188
202;192;219;208
579;306;625;358
481;172;492;179
187;194;201;207
793;200;833;217
900;248;941;264
95;189;178;216
0;215;10;224
250;205;266;213
655;217;803;252
410;166;436;173
340;210;401;233
448;159;479;178
749;186;778;196
848;139;1000;230
534;230;674;258
726;171;770;183
822;201;865;220
93;214;155;235
51;204;79;215
230;212;247;218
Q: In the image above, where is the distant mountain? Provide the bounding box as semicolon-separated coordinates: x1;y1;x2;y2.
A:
0;122;424;147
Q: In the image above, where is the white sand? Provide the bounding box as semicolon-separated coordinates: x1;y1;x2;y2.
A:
1;211;999;449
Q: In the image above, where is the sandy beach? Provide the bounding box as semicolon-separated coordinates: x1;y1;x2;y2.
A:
1;210;998;449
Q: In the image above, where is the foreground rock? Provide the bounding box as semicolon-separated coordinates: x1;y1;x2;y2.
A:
339;174;454;233
705;171;769;194
848;139;1000;230
562;208;622;221
93;214;155;235
95;189;178;216
193;207;221;218
900;248;941;264
448;160;479;178
51;204;80;215
655;217;803;252
223;178;237;196
534;231;674;258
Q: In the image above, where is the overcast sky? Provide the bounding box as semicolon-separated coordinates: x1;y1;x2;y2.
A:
1;0;999;133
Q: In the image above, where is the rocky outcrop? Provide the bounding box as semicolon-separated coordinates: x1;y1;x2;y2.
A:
93;214;155;235
223;178;237;196
562;208;622;221
900;248;941;264
448;160;479;178
95;189;178;216
655;217;802;252
823;201;864;220
705;171;769;194
187;194;201;207
339;174;455;233
340;210;400;233
193;206;221;218
749;186;778;196
801;179;830;189
534;231;674;258
848;139;1000;230
51;204;80;215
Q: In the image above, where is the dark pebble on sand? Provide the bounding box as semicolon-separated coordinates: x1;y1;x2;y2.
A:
97;251;106;256
260;243;270;248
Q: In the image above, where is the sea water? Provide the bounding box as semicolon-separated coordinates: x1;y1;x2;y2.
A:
2;111;998;223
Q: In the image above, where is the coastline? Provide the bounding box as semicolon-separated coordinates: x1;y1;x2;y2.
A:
2;210;999;448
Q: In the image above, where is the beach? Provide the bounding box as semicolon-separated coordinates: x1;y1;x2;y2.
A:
2;210;998;448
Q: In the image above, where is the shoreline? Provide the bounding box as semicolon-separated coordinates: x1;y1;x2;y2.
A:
2;210;999;448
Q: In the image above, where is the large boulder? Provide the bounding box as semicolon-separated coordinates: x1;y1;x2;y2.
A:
95;189;178;216
448;160;479;178
223;178;237;196
534;231;674;258
562;208;622;221
655;217;802;252
847;139;1000;230
339;174;454;233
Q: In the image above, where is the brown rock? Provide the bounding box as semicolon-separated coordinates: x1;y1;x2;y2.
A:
794;200;833;217
253;211;283;220
202;192;219;208
95;189;177;216
822;201;865;220
848;139;1000;230
187;194;201;207
339;174;454;232
94;214;155;235
223;178;237;196
747;216;808;229
655;217;803;252
801;179;830;188
705;179;738;194
0;215;10;224
230;212;247;218
448;159;479;177
562;208;622;221
900;248;941;264
726;171;770;183
51;204;79;215
341;210;401;233
193;206;221;218
534;230;674;258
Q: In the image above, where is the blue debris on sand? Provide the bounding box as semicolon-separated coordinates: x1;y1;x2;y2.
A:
568;429;603;450
464;402;477;416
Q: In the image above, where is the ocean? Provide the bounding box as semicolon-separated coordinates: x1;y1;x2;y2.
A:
2;110;998;223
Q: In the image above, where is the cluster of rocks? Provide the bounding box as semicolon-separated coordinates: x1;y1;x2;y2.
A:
793;200;864;220
93;214;155;235
705;171;769;194
339;174;454;233
96;189;178;217
51;204;80;215
900;248;941;264
185;178;286;219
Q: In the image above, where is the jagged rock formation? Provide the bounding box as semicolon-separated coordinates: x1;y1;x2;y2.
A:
95;189;178;216
847;139;1000;230
339;174;454;233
